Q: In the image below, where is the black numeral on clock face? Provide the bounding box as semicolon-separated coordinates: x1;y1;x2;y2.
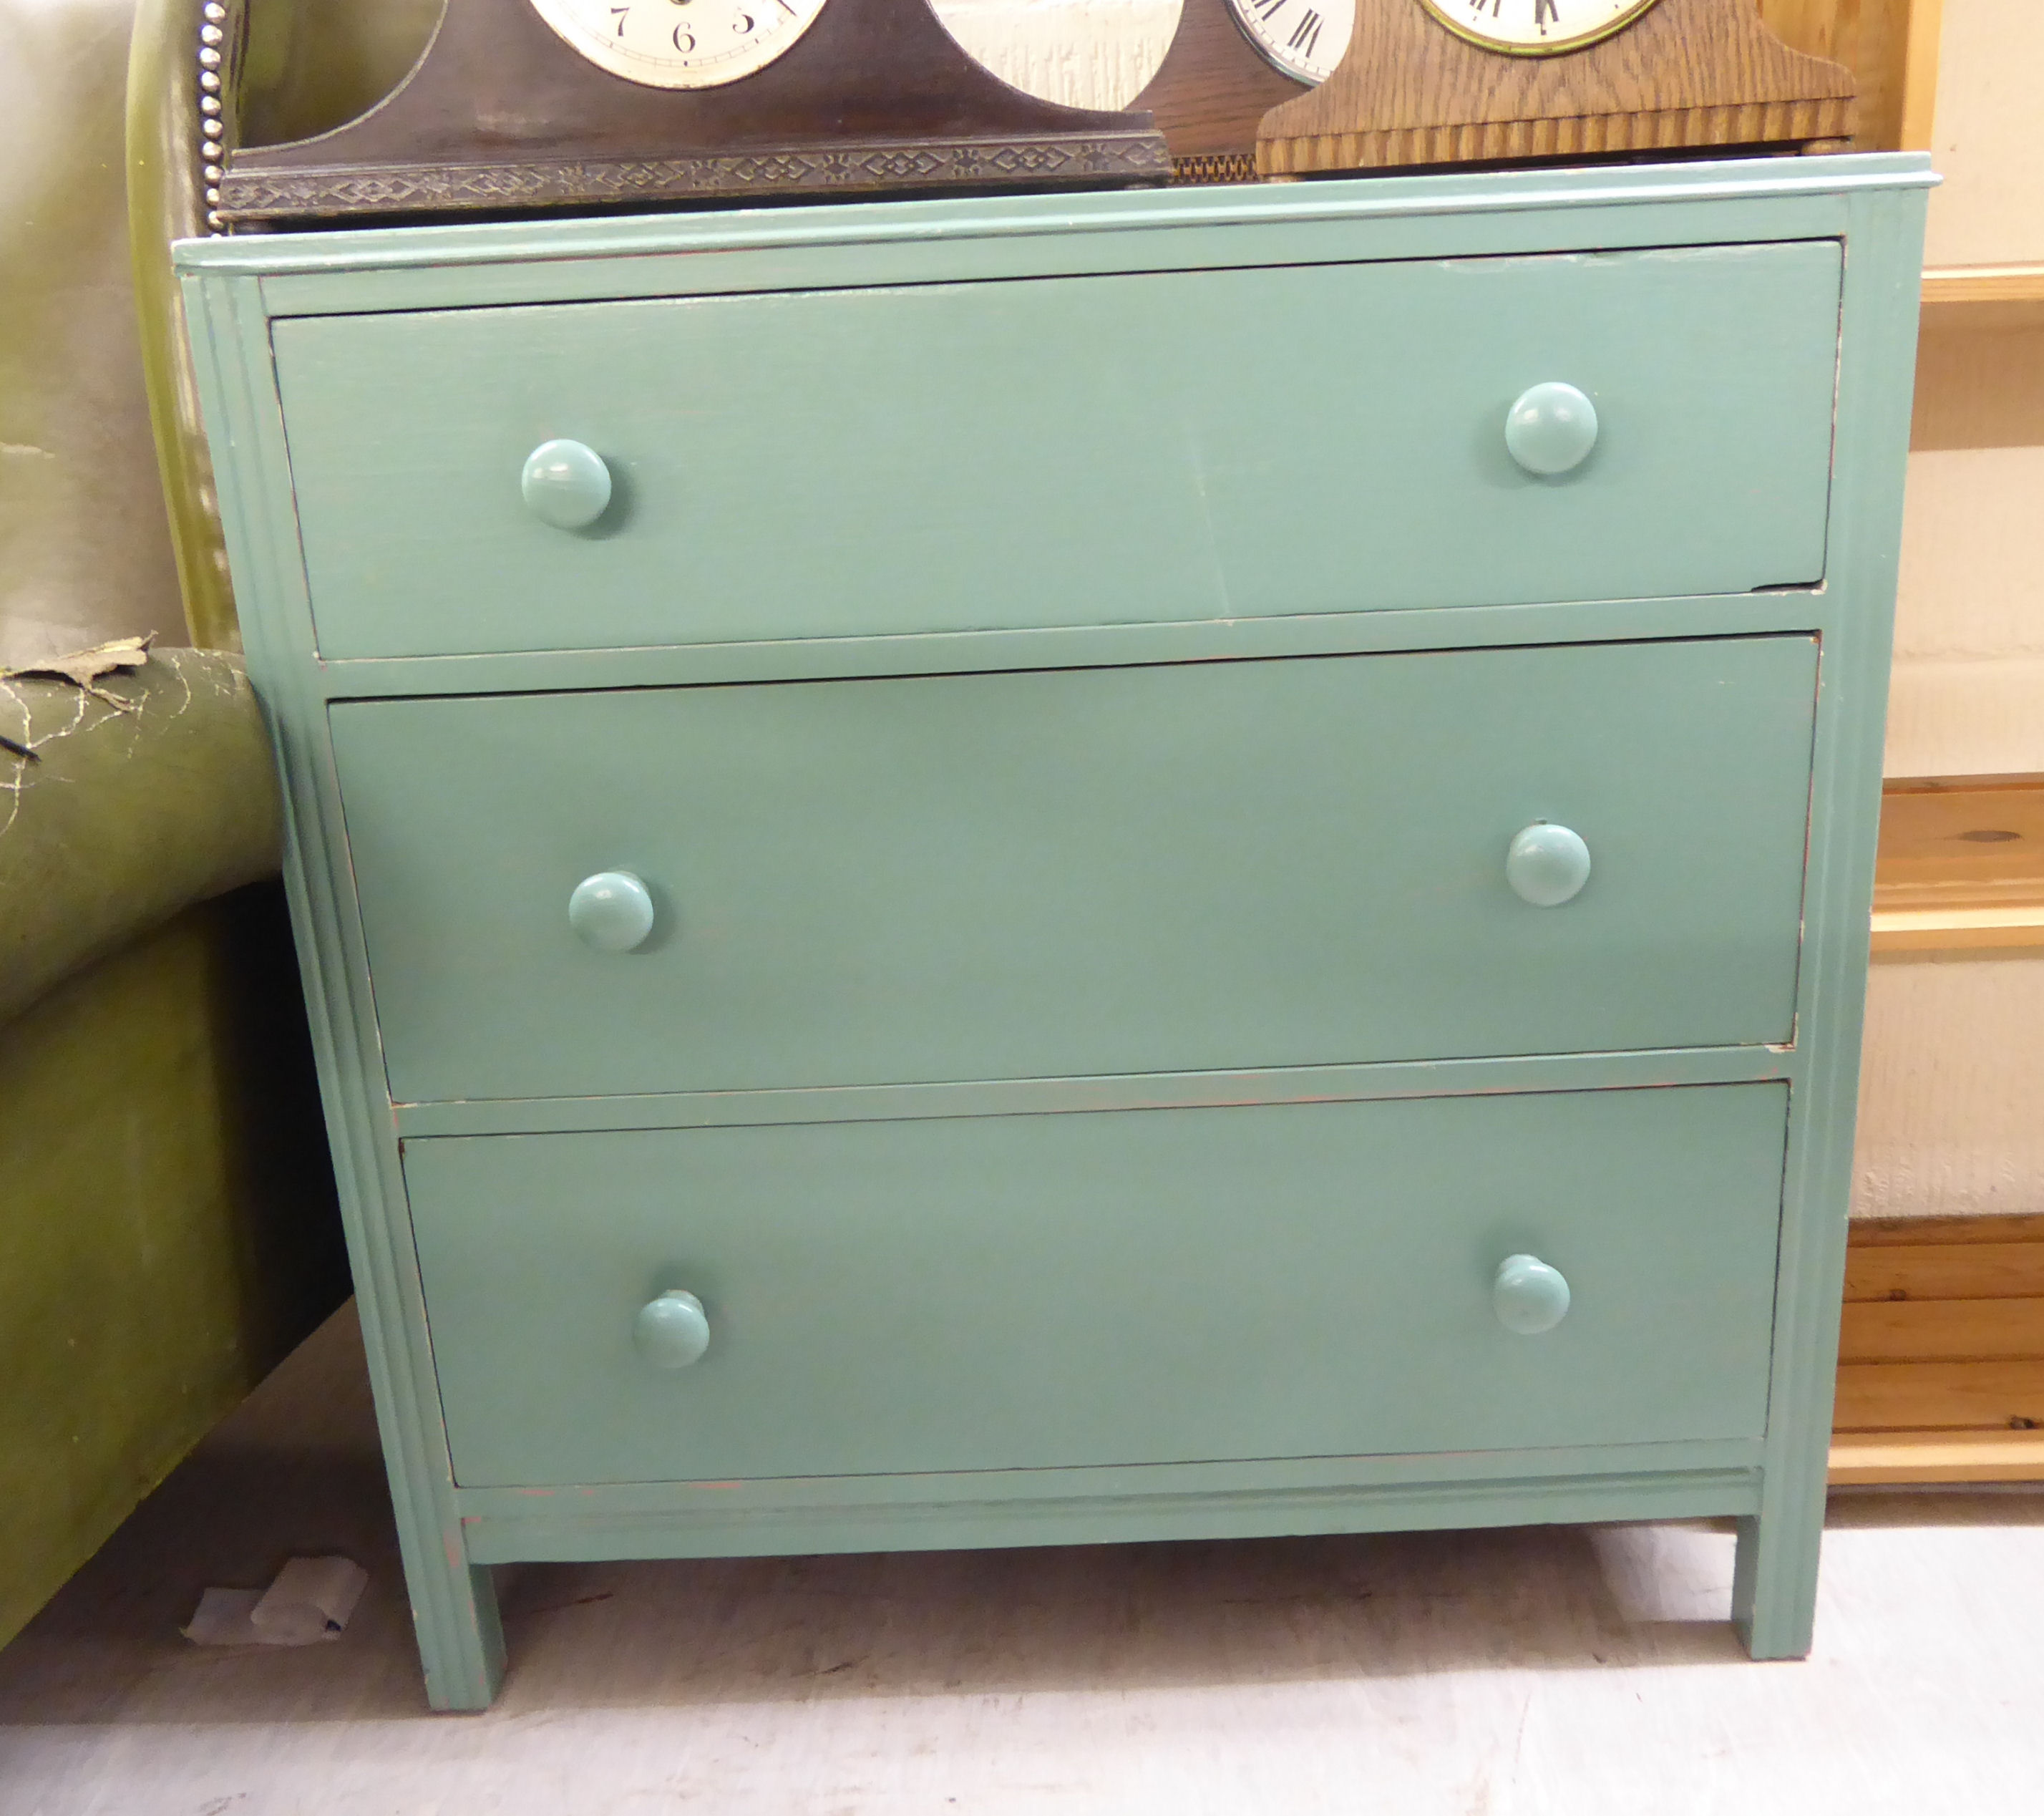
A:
1461;0;1567;25
1250;0;1286;19
610;4;628;34
1288;8;1322;55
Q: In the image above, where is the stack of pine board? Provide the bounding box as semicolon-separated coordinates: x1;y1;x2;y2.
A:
1832;1213;2044;1483
1834;776;2044;1483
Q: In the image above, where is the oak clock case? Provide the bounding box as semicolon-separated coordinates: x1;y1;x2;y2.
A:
1257;0;1856;176
1423;0;1663;57
213;0;1169;226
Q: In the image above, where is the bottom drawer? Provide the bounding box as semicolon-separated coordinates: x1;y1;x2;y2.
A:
407;1085;1788;1489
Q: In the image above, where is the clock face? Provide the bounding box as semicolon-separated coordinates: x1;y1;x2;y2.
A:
1419;0;1664;57
528;0;830;89
1225;0;1356;87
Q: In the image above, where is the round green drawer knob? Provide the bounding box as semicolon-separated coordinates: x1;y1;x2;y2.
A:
521;438;613;529
568;870;656;952
1506;822;1592;908
1494;1254;1571;1336
634;1290;711;1369
1504;382;1599;477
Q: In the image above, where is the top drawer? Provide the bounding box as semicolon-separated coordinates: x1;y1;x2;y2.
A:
274;241;1842;660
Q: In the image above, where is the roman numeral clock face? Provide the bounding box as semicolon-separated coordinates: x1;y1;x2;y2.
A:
1225;0;1355;85
1422;0;1665;56
529;0;830;87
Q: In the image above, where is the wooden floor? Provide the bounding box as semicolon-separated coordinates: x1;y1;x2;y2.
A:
4;1309;2043;1814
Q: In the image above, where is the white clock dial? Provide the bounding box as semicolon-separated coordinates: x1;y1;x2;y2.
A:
1420;0;1664;57
529;0;830;90
1225;0;1356;87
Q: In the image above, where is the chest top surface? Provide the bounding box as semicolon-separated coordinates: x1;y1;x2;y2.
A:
177;152;1933;302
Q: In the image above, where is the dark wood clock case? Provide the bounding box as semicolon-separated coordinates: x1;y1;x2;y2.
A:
217;0;1169;228
1126;0;1308;184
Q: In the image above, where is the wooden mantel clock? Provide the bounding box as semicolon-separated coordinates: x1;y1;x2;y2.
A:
215;0;1169;227
1129;0;1354;182
1257;0;1856;176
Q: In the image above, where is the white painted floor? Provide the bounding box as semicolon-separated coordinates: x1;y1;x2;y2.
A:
4;1307;2041;1815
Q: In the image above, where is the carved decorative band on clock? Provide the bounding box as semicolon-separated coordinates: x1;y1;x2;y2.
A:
218;135;1172;222
1258;97;1855;177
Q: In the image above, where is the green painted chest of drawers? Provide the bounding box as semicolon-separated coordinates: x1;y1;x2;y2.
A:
178;155;1931;1710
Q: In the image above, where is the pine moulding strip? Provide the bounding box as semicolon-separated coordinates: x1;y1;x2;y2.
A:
1871;908;2044;953
1869;775;2044;954
1919;267;2044;320
1830;1429;2044;1485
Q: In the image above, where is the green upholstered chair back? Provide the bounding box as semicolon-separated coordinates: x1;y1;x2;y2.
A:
125;0;439;649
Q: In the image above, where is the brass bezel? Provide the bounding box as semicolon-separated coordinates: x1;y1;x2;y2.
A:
1416;0;1665;59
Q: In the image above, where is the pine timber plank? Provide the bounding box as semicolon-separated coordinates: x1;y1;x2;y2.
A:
1871;908;2044;951
1850;1212;2044;1247
1920;266;2044;307
1896;0;1942;152
1843;1243;2044;1303
1831;1213;2044;1482
1829;1429;2044;1484
1833;1359;2044;1431
1839;1297;2044;1364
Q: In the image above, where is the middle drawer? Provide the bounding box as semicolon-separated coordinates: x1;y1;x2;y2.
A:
331;635;1818;1104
